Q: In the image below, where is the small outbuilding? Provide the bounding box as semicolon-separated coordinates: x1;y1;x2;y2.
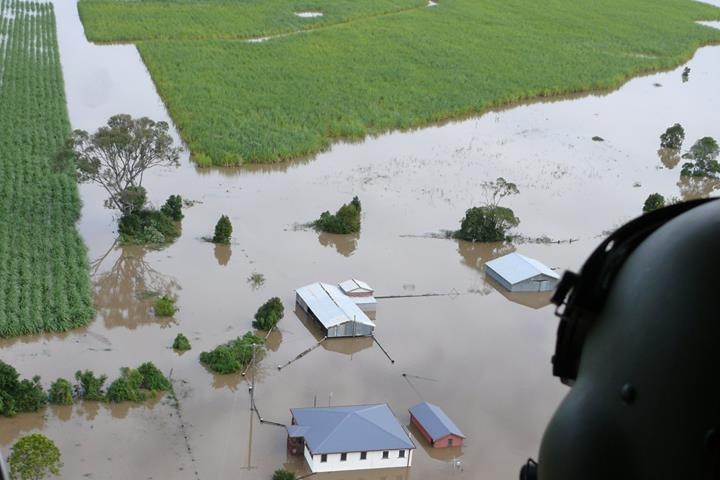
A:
296;283;375;337
287;404;415;473
338;279;377;312
484;252;560;293
409;402;465;448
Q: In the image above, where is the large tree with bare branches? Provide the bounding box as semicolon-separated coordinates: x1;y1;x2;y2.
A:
64;115;181;215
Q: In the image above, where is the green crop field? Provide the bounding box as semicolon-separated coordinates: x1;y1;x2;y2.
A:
0;0;93;336
79;0;720;165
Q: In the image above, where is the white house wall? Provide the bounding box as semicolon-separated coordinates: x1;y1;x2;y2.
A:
307;449;413;473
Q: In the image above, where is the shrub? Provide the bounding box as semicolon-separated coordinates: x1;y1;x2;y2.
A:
14;377;45;413
118;209;179;244
213;215;233;244
681;137;720;178
173;333;192;351
643;193;666;213
200;332;265;374
313;196;362;234
161;194;184;221
252;297;284;331
154;296;177;317
74;370;107;401
48;378;73;405
106;368;145;403
137;362;171;391
273;469;297;480
0;362;45;416
8;433;62;480
455;206;519;242
118;185;148;213
660;124;685;150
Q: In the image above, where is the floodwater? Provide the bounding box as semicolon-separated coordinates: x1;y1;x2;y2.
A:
1;1;720;478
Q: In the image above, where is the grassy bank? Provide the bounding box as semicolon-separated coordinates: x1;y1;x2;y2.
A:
83;0;720;164
77;0;427;42
0;0;93;336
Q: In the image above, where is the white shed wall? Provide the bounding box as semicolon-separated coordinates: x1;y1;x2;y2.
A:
307;449;413;473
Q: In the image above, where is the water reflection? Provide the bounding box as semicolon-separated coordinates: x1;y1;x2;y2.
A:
485;278;553;310
108;394;164;420
77;400;101;422
456;240;515;272
49;404;73;423
93;245;181;329
191;156;314;177
294;307;374;356
658;148;681;170
318;232;359;257
0;412;46;446
214;243;232;266
264;328;284;353
677;176;720;200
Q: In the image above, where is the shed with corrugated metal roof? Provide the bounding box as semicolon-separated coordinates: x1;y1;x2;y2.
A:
409;402;465;448
484;252;560;292
296;282;375;337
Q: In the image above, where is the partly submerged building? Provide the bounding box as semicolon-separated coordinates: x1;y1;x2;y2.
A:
338;279;377;312
287;404;415;473
484;252;560;293
409;402;465;448
296;282;375;337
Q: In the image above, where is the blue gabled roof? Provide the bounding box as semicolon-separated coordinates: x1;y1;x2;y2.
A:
409;402;465;441
289;404;415;454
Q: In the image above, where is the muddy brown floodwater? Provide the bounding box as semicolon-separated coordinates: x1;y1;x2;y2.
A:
1;1;720;479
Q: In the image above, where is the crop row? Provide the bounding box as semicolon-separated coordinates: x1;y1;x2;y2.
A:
0;0;93;337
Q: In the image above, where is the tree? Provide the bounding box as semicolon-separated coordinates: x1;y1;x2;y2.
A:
252;297;284;331
74;370;107;401
313;196;362;234
484;177;519;208
643;193;665;213
681;137;720;178
455;206;520;242
0;362;45;416
213;215;233;244
106;368;145;403
200;332;265;374
272;469;297;480
173;333;192;351
660;124;685;150
137;362;171;391
47;379;73;405
161;195;184;221
153;296;177;317
64;115;180;215
8;434;62;480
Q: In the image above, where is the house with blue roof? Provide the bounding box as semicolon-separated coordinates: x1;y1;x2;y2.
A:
286;404;415;473
409;402;465;448
484;252;560;292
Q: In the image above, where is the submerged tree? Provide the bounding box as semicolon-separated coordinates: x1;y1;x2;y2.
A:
313;196;362;234
172;333;192;351
455;178;520;242
643;193;666;213
252;297;284;331
681;137;720;178
47;379;73;406
62;115;181;215
213;215;233;244
8;434;62;480
660;124;685;150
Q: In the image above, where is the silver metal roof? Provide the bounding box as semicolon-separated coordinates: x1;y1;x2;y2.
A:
409;402;465;441
296;283;375;329
339;279;373;293
289;404;415;454
484;253;559;285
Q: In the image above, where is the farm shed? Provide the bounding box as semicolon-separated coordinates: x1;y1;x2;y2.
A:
484;253;560;292
338;279;377;312
296;283;375;337
409;402;465;448
287;404;415;473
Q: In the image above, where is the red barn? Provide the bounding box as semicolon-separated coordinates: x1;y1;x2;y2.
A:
409;402;465;448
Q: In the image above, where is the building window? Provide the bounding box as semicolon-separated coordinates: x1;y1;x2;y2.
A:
360;452;367;460
382;451;389;459
340;453;347;462
321;454;327;463
399;450;405;458
448;438;454;447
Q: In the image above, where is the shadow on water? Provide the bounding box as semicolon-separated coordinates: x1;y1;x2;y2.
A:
318;231;359;257
93;244;181;330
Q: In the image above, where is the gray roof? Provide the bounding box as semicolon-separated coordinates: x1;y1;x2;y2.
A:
339;279;373;294
296;283;375;329
289;404;415;454
409;402;465;441
484;253;559;285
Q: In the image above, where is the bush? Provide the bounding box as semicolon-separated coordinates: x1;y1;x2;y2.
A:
173;333;192;351
273;469;297;480
118;185;148;213
74;370;107;401
118;208;179;244
137;362;171;391
106;368;145;403
660;123;685;150
253;297;284;331
8;433;62;480
161;194;184;221
643;193;666;213
213;215;233;244
0;362;45;416
313;196;362;234
455;206;519;242
154;296;177;317
48;378;74;406
681;137;720;178
14;377;45;413
200;332;265;374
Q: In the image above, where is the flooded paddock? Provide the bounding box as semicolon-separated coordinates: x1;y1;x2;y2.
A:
1;1;719;478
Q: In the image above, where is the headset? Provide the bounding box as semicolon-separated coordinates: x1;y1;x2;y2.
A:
550;198;718;385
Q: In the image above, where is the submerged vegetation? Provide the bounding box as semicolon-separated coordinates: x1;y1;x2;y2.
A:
0;361;45;417
153;295;178;317
252;297;284;332
0;0;93;337
455;178;520;242
314;196;362;234
8;433;63;480
213;215;233;244
200;332;265;374
643;193;666;213
660;123;685;150
173;333;192;351
78;0;720;164
681;137;720;178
